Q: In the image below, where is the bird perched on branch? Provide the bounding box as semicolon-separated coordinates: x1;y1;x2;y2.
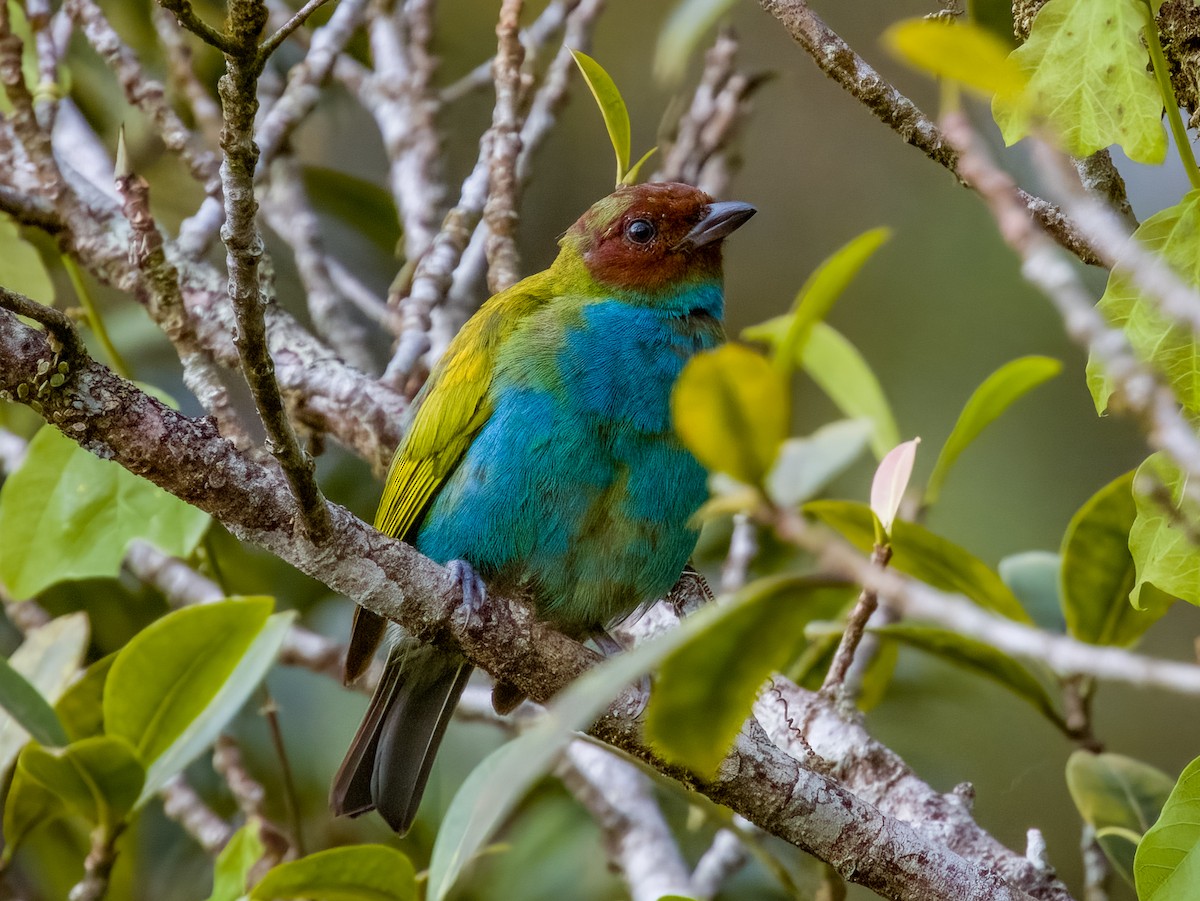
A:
331;181;755;834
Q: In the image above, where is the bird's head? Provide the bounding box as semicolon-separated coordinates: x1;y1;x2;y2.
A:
556;182;756;300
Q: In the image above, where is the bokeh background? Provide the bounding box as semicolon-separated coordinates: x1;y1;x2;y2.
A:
5;0;1200;898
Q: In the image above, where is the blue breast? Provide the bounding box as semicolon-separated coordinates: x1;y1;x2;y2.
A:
415;286;723;632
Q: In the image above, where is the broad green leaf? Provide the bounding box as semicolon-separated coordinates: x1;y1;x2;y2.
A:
998;551;1065;632
206;818;267;901
1129;453;1200;606
774;228;891;374
0;426;211;598
55;653;116;742
870;438;920;536
570;50;631;186
872;623;1065;729
15;735;144;831
301;166;401;257
925;356;1061;506
672;344;788;486
645;577;856;775
992;0;1167;163
1;765;58;862
744;319;899;459
806;499;1031;622
884;17;1027;98
250;845;415;901
103;598;294;801
1088;192;1200;416
1062;470;1172;645
0;612;89;775
0;655;68;747
765;419;872;508
1135;754;1200;900
0;214;53;303
1069;750;1173;884
654;0;737;85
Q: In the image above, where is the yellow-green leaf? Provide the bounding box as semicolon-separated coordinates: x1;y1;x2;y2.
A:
206;818;268;901
571;50;631;186
1135;754;1200;900
621;146;658;186
884;17;1027;98
14;735;144;831
926;355;1061;506
250;845;416;901
1129;452;1200;607
1088;191;1200;417
672;344;788;486
654;0;738;85
992;0;1166;163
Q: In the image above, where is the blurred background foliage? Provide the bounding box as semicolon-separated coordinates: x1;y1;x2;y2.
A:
3;0;1197;899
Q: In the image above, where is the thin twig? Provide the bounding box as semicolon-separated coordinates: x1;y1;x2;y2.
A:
482;0;526;293
156;0;235;54
67;825;124;901
821;544;891;696
258;0;333;61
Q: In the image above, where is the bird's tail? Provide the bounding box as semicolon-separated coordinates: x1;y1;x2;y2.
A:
331;641;472;834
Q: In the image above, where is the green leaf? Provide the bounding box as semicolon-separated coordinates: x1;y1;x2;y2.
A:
0;612;89;776
55;653;116;742
773;228;891;375
1088;192;1200;416
250;845;415;901
570;50;631;186
645;576;856;775
1129;453;1200;606
992;0;1167;163
744;319;899;459
1096;826;1141;888
1;764;59;862
1062;470;1172;645
0;654;69;748
654;0;737;84
206;818;268;901
0;214;53;304
998;551;1065;632
884;17;1027;98
103;598;295;802
672;344;788;486
872;623;1066;729
621;146;658;186
15;735;144;831
0;426;211;598
925;356;1061;506
764;419;872;508
300;166;402;257
1136;754;1200;900
806;499;1031;622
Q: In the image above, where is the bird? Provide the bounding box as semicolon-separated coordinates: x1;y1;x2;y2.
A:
331;181;756;834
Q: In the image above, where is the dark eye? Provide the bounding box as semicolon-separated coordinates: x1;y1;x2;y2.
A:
626;218;656;244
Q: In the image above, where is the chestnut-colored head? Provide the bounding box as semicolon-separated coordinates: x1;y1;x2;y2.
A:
558;182;755;296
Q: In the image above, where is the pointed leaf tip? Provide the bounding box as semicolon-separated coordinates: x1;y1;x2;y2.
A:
871;438;920;535
570;49;632;186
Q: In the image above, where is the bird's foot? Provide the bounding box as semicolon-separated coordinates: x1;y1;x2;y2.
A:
447;559;487;630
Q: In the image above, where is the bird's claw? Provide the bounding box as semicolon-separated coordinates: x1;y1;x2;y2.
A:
447;559;487;630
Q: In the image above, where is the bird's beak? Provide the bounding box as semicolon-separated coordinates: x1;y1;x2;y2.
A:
676;201;757;251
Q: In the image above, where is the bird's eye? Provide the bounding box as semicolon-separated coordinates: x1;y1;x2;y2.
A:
626;219;656;245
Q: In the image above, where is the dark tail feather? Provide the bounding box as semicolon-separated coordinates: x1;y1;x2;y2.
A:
331;644;472;834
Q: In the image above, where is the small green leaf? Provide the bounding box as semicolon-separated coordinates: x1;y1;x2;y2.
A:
0;655;69;748
925;356;1061;506
0;214;53;304
15;735;144;831
250;844;415;901
774;228;892;374
645;577;857;776
765;419;872;508
998;551;1065;632
206;818;268;901
621;146;658;186
1088;192;1200;417
884;17;1027;98
0;612;89;776
872;623;1066;729
0;426;211;598
1062;470;1172;645
1;765;59;862
1135;754;1200;900
103;598;295;802
55;653;116;742
672;344;788;486
570;50;631;186
992;0;1167;163
806;499;1031;622
744;319;899;459
654;0;738;85
1130;453;1200;606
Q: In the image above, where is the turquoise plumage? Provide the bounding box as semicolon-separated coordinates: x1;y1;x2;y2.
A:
332;182;755;833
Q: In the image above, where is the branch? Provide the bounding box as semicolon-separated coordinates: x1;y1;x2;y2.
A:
482;0;526;294
156;0;235;54
258;0;333;61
